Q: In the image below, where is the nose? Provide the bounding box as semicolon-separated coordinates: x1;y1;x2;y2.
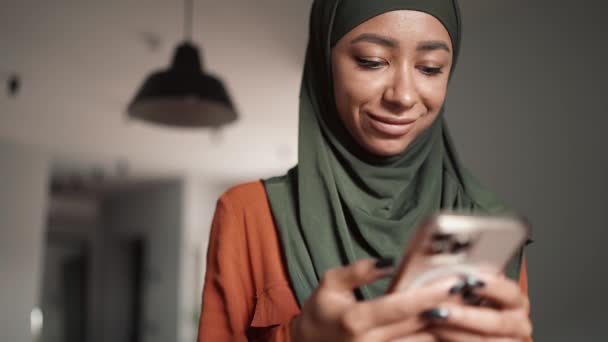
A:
382;66;418;113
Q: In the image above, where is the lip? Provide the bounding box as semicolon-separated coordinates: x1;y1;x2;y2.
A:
364;111;417;137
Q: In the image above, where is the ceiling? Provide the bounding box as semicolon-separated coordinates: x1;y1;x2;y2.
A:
0;0;501;185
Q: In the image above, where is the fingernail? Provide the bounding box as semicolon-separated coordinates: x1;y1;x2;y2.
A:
421;308;449;322
374;257;394;269
463;290;483;306
449;281;467;295
465;276;486;289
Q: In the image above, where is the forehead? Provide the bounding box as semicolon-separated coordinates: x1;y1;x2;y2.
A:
340;10;452;49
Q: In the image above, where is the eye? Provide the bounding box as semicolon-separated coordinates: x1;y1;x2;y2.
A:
417;65;443;76
355;57;386;70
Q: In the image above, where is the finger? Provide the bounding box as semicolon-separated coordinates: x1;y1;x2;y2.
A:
362;315;426;341
390;331;437;342
431;327;520;342
343;279;458;334
320;258;394;292
474;273;526;309
429;303;532;338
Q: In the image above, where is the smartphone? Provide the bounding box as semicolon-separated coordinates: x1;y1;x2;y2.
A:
386;212;529;293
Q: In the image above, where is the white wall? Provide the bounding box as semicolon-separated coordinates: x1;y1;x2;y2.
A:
0;140;49;342
449;1;608;341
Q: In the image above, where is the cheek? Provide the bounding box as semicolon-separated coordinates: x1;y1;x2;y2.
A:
417;76;448;114
410;76;448;137
334;71;386;124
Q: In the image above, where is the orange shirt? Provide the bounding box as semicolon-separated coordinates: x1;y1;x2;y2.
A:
197;181;531;341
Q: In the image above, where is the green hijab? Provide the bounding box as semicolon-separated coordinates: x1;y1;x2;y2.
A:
264;0;521;306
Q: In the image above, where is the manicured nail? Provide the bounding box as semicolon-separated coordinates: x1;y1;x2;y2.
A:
449;281;467;295
463;290;483;306
421;308;449;322
465;276;486;289
374;257;394;269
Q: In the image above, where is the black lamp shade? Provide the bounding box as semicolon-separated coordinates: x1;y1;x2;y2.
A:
128;42;237;128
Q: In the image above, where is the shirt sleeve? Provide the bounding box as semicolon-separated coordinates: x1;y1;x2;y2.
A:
519;256;533;342
197;194;297;342
197;195;253;341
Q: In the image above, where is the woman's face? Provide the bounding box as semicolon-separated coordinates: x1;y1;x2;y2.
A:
331;10;453;157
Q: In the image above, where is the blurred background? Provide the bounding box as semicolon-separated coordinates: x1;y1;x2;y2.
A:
0;0;606;341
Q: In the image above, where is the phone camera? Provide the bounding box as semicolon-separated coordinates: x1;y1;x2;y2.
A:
428;232;472;255
450;239;472;253
429;232;452;254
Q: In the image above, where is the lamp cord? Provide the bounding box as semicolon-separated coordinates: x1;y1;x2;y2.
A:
184;0;193;41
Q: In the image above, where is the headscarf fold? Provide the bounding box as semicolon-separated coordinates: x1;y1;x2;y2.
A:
264;0;521;306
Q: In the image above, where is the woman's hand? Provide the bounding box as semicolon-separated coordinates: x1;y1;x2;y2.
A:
291;258;457;342
425;274;532;341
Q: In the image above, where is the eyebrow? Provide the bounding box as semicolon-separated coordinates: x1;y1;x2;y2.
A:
417;40;451;53
351;33;399;48
351;34;451;54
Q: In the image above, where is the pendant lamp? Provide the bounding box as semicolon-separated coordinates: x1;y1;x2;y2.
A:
127;0;237;128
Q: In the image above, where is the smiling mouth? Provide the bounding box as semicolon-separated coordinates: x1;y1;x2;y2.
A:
364;111;417;137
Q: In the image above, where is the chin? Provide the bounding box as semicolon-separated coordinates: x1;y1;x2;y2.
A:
363;139;409;157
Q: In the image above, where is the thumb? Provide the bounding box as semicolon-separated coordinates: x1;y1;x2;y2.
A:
320;258;394;293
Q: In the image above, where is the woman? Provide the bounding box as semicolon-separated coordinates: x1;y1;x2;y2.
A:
198;0;532;341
